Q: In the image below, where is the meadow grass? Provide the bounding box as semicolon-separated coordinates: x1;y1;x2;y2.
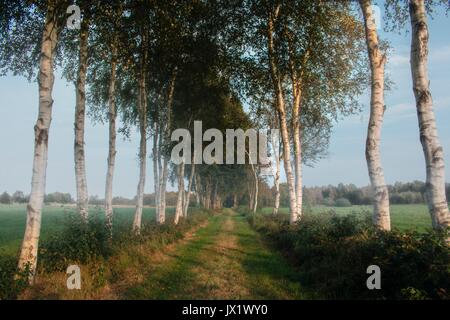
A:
0;204;175;257
260;204;435;232
0;203;439;258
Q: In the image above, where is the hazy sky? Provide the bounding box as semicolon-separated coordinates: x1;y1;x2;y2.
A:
0;7;449;198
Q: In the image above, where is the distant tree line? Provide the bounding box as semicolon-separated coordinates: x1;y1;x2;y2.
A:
2;181;448;207
244;181;450;208
0;190;191;207
300;182;450;207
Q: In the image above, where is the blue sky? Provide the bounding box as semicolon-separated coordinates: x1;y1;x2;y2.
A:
0;6;449;198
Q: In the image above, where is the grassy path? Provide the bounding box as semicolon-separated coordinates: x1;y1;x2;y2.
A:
122;209;305;299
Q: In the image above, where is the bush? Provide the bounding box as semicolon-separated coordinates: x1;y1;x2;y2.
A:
0;255;29;299
334;198;352;207
245;209;450;300
38;213;113;272
0;192;12;204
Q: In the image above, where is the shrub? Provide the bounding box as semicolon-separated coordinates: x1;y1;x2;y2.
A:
38;213;113;272
0;255;29;299
244;209;450;300
334;198;352;207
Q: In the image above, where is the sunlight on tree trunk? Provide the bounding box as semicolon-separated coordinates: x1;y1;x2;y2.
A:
267;9;298;223
409;0;450;230
360;0;391;231
174;162;185;225
18;3;58;282
271;129;281;215
133;71;147;234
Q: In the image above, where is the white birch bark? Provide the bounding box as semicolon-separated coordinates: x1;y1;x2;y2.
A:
133;71;148;234
183;162;195;217
157;158;168;223
271;130;281;215
18;3;58;281
104;42;118;234
152;123;160;222
74;17;90;220
174;162;185;225
157;69;177;224
267;9;298;223
360;0;391;231
246;149;258;213
409;0;450;229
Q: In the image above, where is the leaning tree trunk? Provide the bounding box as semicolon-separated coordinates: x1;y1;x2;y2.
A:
18;3;59;282
74;17;90;220
132;74;147;234
174;162;185;225
104;42;117;234
409;0;450;229
267;10;298;223
360;0;391;231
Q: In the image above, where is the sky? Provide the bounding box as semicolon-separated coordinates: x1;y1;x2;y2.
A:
0;5;449;198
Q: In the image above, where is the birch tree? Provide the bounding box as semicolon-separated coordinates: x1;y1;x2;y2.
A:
174;161;185;225
384;0;450;229
103;4;123;233
132;29;149;234
409;0;450;229
0;0;68;281
73;7;90;219
238;0;367;224
359;0;391;231
86;3;125;234
133;2;150;234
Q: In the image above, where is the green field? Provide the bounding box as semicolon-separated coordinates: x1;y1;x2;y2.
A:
261;204;434;232
0;204;175;257
0;203;436;259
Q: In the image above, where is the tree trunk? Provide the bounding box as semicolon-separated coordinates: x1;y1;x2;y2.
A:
409;0;450;229
205;179;212;209
293;122;302;219
174;162;185;225
18;3;58;282
156;68;177;224
74;16;90;220
267;11;298;223
233;193;238;209
248;154;258;213
195;174;201;206
183;162;195;217
360;0;391;231
271;130;281;215
133;74;147;234
104;42;117;234
157;158;168;224
152;123;160;221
